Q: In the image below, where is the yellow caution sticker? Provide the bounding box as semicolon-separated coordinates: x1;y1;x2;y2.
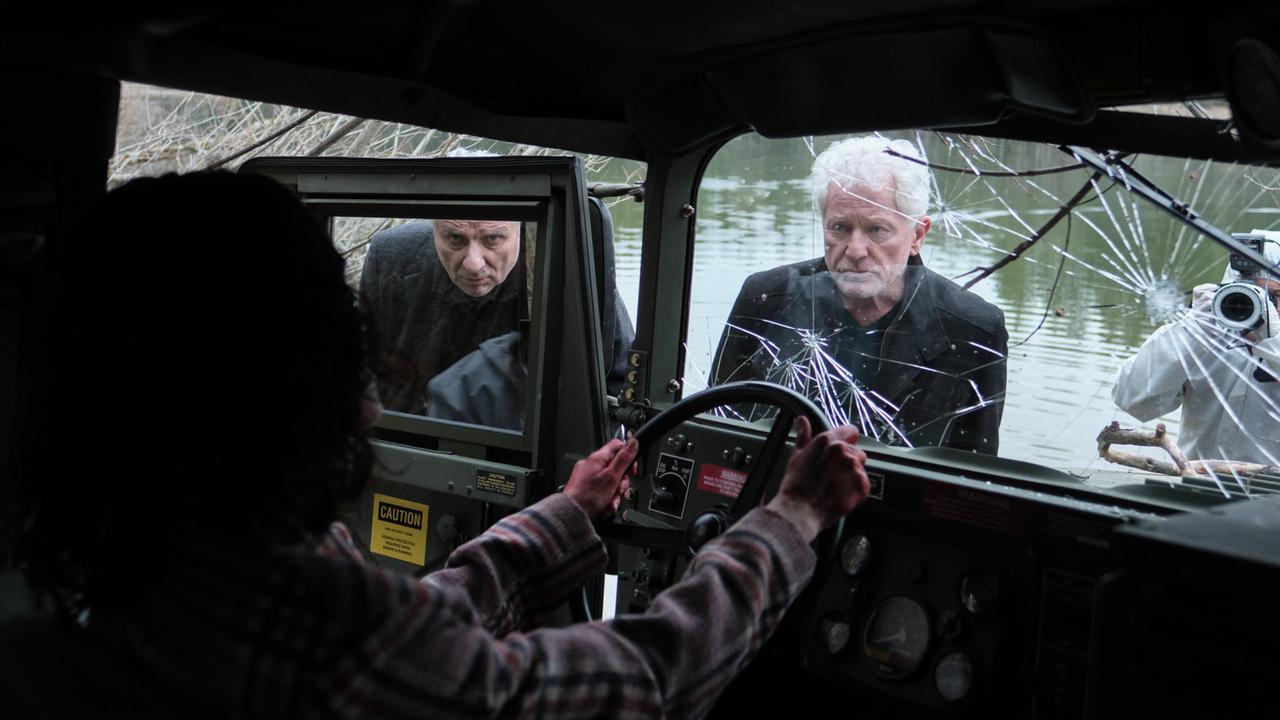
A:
370;493;429;566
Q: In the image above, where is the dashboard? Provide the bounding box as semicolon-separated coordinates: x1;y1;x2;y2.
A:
609;414;1191;717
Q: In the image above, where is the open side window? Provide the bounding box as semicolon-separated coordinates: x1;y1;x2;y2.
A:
242;156;612;573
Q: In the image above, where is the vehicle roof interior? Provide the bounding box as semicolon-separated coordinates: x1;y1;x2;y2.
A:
6;1;1280;161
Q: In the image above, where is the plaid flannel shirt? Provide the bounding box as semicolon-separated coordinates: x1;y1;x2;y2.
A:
88;493;815;719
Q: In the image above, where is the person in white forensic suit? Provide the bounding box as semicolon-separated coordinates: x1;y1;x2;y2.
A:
1112;230;1280;465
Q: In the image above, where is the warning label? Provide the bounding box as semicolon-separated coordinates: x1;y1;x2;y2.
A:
697;463;748;499
1041;509;1111;548
371;493;429;565
921;483;1030;537
476;469;518;497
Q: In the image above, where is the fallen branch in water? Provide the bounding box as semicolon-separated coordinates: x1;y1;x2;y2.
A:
1096;421;1280;479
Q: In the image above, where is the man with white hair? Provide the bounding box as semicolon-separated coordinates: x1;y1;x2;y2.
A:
712;135;1008;454
1113;231;1280;465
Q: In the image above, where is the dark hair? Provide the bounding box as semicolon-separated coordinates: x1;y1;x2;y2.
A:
19;172;373;611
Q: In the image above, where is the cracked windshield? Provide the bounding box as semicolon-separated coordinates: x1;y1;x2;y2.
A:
681;130;1280;498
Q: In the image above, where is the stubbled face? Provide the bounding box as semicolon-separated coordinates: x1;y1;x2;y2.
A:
433;220;520;297
822;181;929;307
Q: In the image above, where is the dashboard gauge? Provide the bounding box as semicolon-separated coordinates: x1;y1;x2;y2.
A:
933;651;976;702
862;595;932;679
818;613;852;655
840;534;872;576
960;567;1002;614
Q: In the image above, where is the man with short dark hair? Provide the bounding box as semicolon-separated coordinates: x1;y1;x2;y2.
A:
361;217;633;417
359;219;526;414
431;219;521;298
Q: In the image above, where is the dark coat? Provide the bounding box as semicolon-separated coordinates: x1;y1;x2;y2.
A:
426;332;525;431
361;220;634;416
711;257;1007;454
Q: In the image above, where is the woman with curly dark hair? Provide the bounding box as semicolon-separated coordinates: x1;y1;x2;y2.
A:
9;171;868;719
20;171;376;612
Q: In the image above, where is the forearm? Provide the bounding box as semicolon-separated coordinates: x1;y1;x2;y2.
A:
338;506;815;719
1113;324;1191;420
425;493;607;635
515;506;813;718
598;506;816;717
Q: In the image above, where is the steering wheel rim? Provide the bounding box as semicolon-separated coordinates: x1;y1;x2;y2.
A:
607;380;844;581
631;381;831;445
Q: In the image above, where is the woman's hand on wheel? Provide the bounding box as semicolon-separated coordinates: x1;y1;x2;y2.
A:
766;417;871;542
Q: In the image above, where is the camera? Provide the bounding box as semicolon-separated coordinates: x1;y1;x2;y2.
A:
1230;232;1271;275
1213;281;1272;330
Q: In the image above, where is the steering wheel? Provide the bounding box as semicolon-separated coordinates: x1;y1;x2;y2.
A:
597;380;845;582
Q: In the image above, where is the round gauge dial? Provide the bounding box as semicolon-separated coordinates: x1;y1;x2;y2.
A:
818;613;852;656
933;651;976;702
840;534;872;576
862;595;932;679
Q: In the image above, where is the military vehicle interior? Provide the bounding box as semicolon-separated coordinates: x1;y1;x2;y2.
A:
6;1;1280;717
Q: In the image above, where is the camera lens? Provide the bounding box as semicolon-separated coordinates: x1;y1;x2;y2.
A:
1221;291;1257;323
1213;282;1266;330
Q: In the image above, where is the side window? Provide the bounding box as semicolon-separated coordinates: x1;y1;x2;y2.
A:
334;216;535;430
112;82;648;440
686;128;1280;494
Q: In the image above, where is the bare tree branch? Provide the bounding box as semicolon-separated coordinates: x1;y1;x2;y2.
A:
204;109;319;170
1097;421;1280;479
1097;421;1189;474
959;171;1102;290
306;116;368;156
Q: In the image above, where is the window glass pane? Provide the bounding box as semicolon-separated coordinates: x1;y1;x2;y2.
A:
685;132;1280;495
343;215;534;432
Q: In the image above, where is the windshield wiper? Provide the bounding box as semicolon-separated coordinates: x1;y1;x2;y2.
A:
1064;145;1280;280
